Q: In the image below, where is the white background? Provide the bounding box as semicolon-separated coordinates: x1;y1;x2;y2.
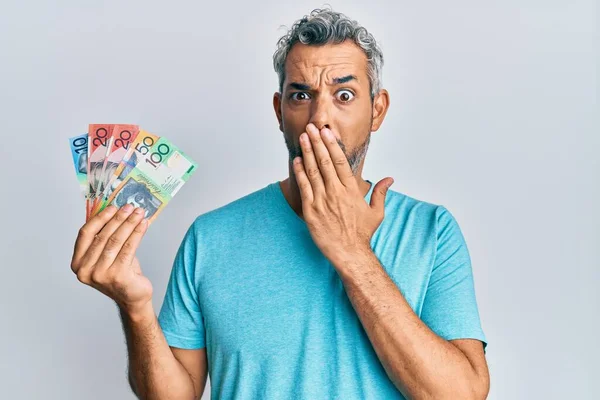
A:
0;1;597;399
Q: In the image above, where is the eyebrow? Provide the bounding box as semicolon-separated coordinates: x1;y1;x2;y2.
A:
288;75;357;91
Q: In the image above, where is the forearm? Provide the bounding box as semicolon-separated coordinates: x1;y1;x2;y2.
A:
335;250;481;400
119;304;196;400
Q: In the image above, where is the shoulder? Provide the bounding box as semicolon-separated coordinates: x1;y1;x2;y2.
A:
384;188;444;224
381;188;466;242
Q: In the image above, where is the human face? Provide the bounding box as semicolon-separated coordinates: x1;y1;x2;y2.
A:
273;40;389;175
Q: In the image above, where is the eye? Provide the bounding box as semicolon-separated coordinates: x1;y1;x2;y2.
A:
290;92;311;101
336;89;355;103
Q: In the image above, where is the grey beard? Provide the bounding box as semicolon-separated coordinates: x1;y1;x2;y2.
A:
284;132;371;176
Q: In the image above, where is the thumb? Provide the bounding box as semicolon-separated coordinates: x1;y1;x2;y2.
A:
370;177;394;210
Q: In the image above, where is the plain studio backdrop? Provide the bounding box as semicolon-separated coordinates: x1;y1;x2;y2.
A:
0;1;596;399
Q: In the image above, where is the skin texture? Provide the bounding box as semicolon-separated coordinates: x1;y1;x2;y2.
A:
70;39;489;400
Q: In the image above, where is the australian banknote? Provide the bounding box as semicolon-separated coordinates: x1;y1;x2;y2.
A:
68;133;89;216
99;137;197;224
92;124;140;212
87;124;114;217
92;129;159;215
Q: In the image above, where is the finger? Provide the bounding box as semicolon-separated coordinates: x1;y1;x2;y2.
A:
111;217;149;268
292;156;314;204
95;207;146;271
305;124;339;190
320;127;356;187
369;178;394;211
72;205;119;269
79;204;136;269
300;128;326;196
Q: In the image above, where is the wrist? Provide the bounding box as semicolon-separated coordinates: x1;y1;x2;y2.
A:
118;300;155;324
330;245;374;274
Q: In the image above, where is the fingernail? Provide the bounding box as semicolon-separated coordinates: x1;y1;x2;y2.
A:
134;207;144;215
122;204;133;212
322;128;333;139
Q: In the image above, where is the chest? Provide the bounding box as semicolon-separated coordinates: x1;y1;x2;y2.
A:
197;224;435;357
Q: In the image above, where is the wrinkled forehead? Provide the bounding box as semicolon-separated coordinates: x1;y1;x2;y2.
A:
284;41;369;87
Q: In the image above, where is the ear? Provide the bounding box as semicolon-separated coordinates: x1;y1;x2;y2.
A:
370;89;390;132
273;92;283;132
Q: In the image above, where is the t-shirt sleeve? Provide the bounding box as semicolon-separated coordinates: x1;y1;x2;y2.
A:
420;206;488;351
157;221;206;349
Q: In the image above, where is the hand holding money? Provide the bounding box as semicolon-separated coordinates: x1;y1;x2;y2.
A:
70;204;153;317
69;123;197;313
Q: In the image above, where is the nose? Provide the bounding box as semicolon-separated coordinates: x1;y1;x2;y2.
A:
308;96;331;131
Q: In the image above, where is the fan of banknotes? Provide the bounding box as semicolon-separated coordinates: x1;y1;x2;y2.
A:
68;124;197;224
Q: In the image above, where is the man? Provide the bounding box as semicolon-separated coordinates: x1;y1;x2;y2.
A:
70;8;490;400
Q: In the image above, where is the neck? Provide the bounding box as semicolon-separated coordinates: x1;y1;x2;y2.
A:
279;160;371;220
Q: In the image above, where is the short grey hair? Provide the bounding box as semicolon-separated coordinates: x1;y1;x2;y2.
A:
273;7;384;100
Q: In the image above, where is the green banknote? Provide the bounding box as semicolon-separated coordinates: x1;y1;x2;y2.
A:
101;137;197;224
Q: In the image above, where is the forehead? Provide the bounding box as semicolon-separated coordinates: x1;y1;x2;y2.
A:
284;40;368;84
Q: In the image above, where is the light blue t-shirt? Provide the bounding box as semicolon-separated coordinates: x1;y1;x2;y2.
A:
158;180;487;399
